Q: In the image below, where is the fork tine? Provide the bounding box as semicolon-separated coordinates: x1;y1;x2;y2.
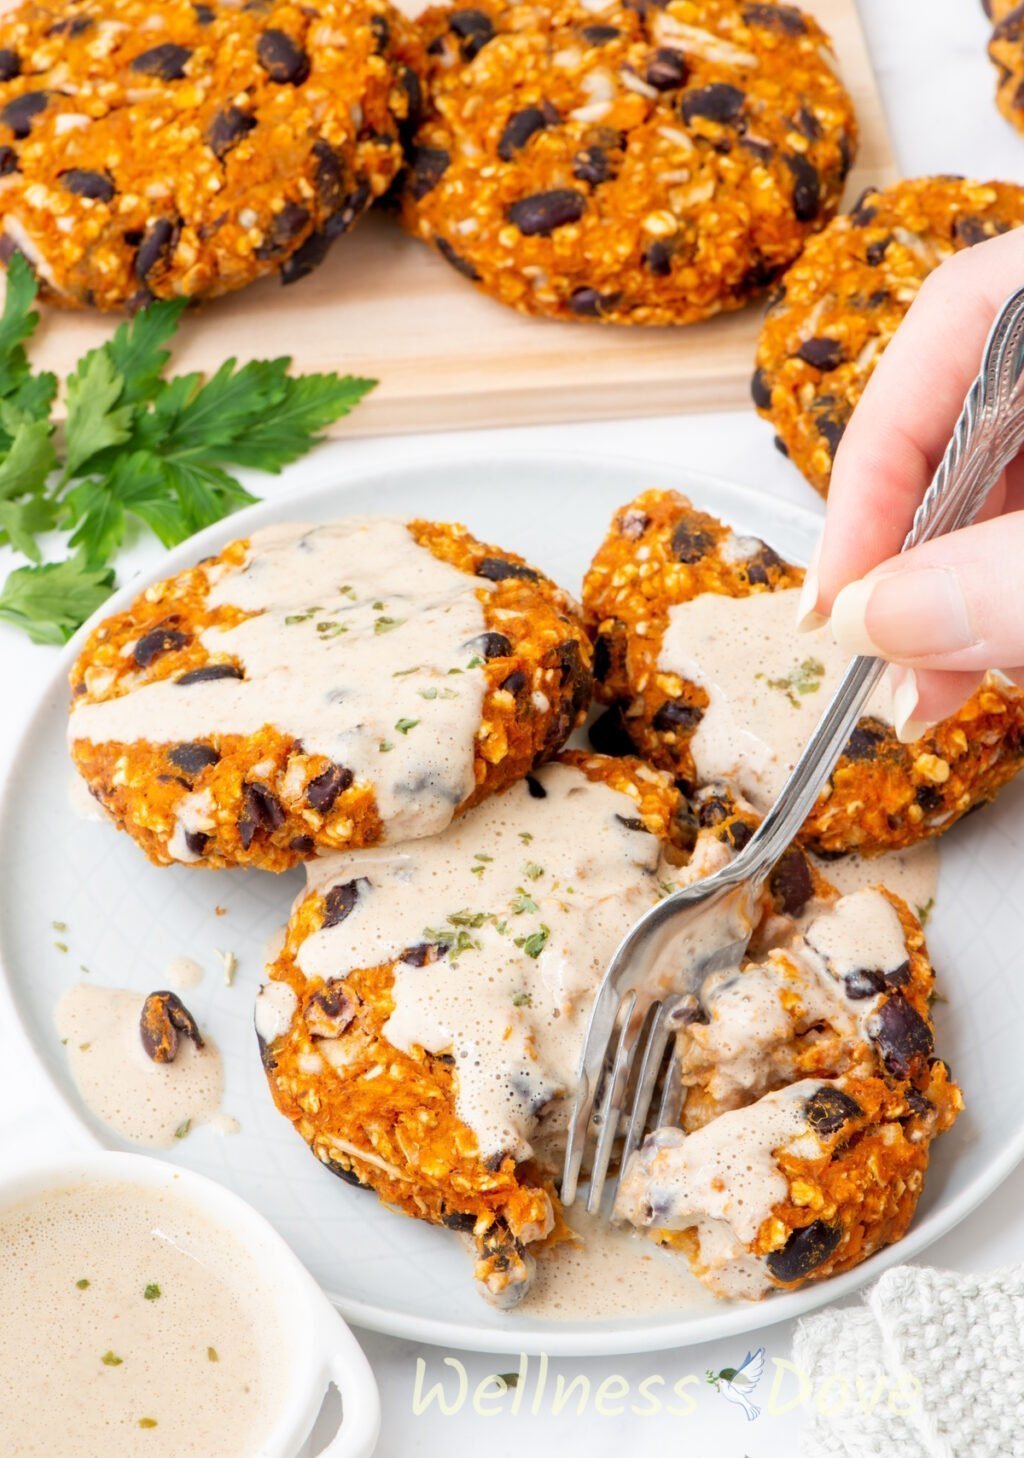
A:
656;1041;685;1129
562;971;630;1205
584;990;638;1215
616;994;682;1189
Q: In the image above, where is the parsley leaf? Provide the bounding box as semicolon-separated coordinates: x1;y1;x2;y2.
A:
0;266;376;644
0;556;114;645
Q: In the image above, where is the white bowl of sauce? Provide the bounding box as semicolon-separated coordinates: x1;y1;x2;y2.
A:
0;1151;380;1458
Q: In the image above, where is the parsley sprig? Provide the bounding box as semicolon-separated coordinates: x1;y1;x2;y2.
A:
0;256;375;644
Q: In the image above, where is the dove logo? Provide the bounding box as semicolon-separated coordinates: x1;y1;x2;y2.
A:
706;1347;766;1421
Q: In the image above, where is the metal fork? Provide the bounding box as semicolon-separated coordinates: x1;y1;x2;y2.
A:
562;282;1024;1214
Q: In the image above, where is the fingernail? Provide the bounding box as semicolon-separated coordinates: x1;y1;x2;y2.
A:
831;568;976;661
886;666;935;744
795;534;826;632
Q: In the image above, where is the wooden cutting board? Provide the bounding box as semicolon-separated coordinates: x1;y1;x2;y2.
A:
13;0;896;436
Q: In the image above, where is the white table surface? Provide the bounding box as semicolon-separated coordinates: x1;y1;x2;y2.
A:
2;3;1022;1453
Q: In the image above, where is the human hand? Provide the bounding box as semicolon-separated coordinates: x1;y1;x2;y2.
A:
796;226;1024;739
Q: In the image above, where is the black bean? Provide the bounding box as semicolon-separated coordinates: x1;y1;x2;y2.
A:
770;846;813;915
798;337;844;371
674;801;699;853
568;286;617;317
168;742;220;775
954;214;1010;248
526;773;546;799
323;878;363;928
309;137;346;212
818;413;847;459
886;959;911;988
751;367;773;409
323;181;370;239
208;105;257;161
745;542;784;586
849;188;878;226
0;146;16;176
767;1221;842;1283
307;763;354;812
290;834;315;852
397;64;422;131
698;793;732;827
870;993;934;1078
157;773;192;789
915;783;943;813
498;107;550;161
255;200;310;259
573;146;613;186
134;626;190;667
441;1208;477;1232
905;1088;934;1118
466;630;512;659
795;105;822;140
588;706;635;757
48;15;94;35
476;556;540;583
257;29;311;84
616;813;647;832
508;189;586;237
742;2;807;32
645;48;688;90
0;50;20;82
865;236;890;266
185;830;210;856
671;519;714;563
238;782;285;848
448;9;495;58
409;146;450;200
725;818;754;851
652;699;703;736
499;668;527;695
134;217;178;281
305;983;355;1037
435;236;480;280
555;638;590;721
844;967;887;1000
140;991;204;1064
131;43;191;79
581;23;620;44
644;240;673;276
401;941;439;966
176;663;243;685
804;1085;863;1137
741;137;774;164
680;83;745;125
785;152;821;222
773;434;789;457
593;630;613;680
280;230;332;285
325;1158;368;1188
1;91;48;138
61;168;116;203
194;4;216;22
370;13;391;52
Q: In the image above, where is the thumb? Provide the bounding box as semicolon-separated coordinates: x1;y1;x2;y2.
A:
829;510;1024;673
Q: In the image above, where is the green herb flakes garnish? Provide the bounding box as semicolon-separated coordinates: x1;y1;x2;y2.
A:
916;897;935;926
418;686;438;699
138;1418;158;1429
379;740;393;753
284;610;315;625
0;256;376;645
522;861;544;881
760;657;826;709
395;717;419;735
52;920;67;932
173;1120;191;1140
101;1351;123;1367
498;1372;519;1388
53;940;68;953
466;655;484;669
207;1347;219;1362
511;891;538;916
374;615;404;635
143;1284;161;1301
316;620;347;638
393;665;420;677
75;1278;90;1290
518;831;533;844
511;991;533;1008
516;926;550;959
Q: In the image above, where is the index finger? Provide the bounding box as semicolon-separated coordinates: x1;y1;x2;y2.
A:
818;226;1024;610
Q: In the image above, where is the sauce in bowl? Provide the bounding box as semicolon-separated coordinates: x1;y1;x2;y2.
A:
0;1178;286;1456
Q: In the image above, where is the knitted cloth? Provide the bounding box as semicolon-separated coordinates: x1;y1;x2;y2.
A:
794;1265;1024;1458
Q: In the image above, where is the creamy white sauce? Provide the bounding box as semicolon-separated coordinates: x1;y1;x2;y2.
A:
616;1080;829;1299
68;519;492;847
165;956;204;991
813;842;939;919
56;985;225;1147
522;1208;717;1319
805;889;908;979
283;762;679;1162
0;1180;286;1457
658;587;891;813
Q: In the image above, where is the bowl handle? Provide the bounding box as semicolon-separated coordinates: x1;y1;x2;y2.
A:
312;1313;381;1458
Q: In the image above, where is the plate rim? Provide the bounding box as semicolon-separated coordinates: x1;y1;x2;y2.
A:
2;440;1022;1357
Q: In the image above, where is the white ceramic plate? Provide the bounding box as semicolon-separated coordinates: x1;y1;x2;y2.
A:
2;448;1023;1357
